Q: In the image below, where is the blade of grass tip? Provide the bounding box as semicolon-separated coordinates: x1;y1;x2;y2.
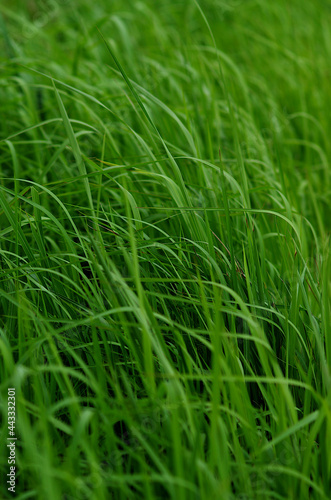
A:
193;0;251;208
52;80;96;224
97;29;190;205
97;28;156;133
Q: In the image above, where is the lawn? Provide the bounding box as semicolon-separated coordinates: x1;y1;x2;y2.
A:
0;0;330;499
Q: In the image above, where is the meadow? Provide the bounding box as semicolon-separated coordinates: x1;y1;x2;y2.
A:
0;0;330;498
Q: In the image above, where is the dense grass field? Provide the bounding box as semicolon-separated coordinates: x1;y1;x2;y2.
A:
1;0;330;498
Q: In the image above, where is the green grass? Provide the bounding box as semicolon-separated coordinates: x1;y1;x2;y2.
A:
0;0;330;498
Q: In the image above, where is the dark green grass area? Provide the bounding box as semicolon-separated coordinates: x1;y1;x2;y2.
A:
0;1;330;498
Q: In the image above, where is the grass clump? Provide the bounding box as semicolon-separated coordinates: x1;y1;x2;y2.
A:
0;0;330;499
